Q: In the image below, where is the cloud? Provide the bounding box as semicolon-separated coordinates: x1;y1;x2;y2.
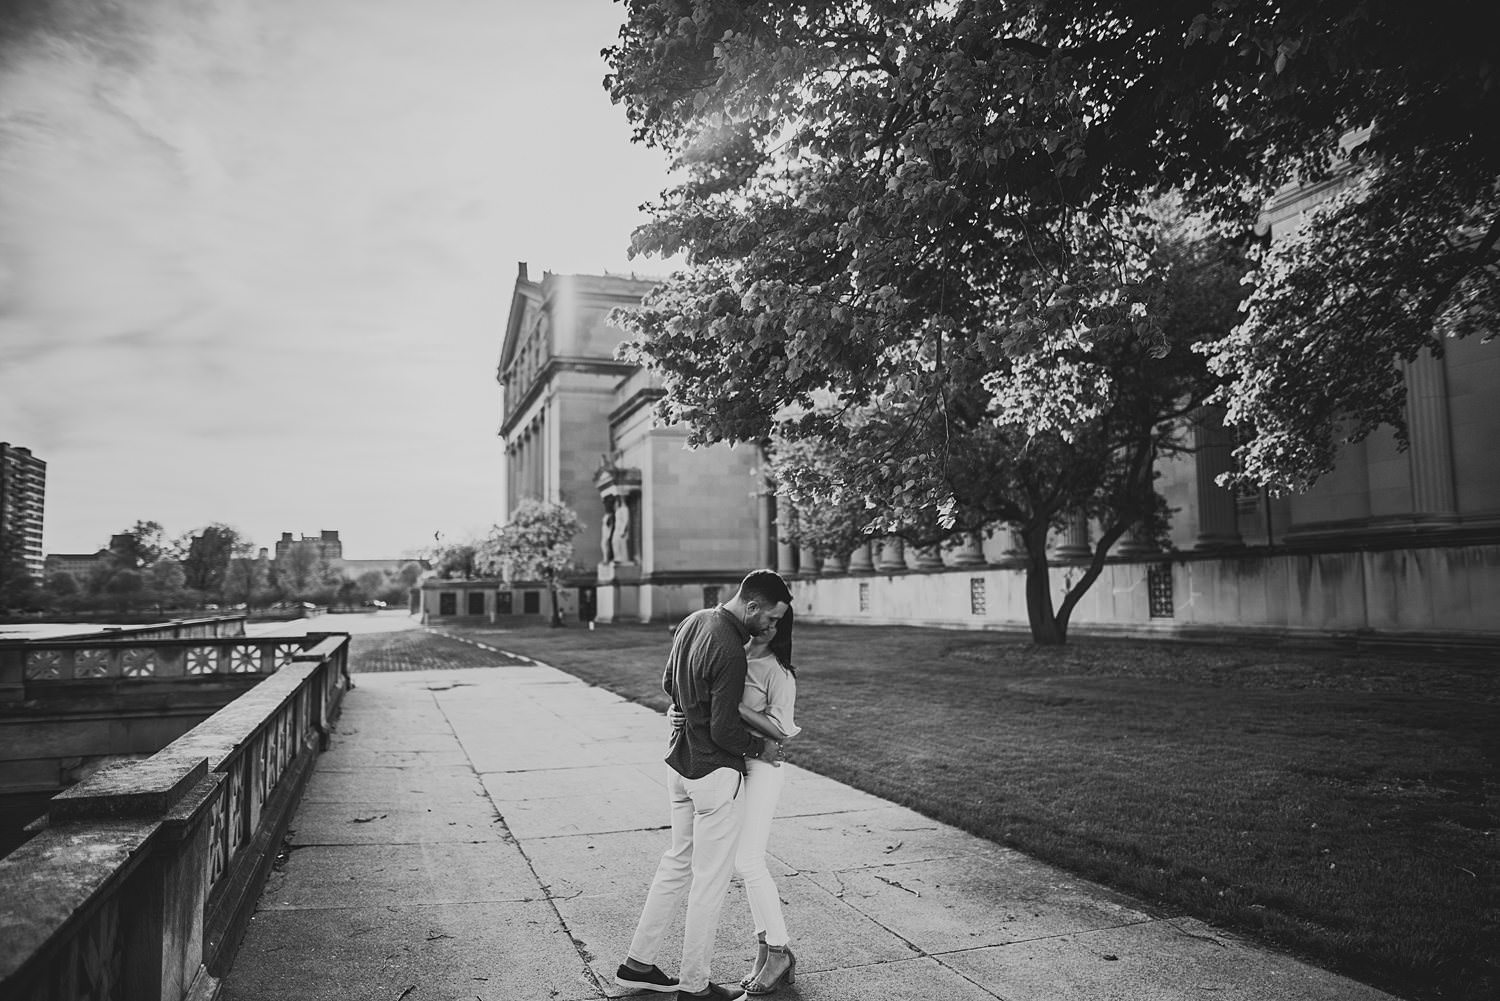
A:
1;0;678;555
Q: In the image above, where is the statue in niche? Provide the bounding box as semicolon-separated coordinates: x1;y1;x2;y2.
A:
600;496;616;563
613;495;634;563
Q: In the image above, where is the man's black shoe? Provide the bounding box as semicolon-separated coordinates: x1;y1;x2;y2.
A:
675;983;746;1001
614;962;679;993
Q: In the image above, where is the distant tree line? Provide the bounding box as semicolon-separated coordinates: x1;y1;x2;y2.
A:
0;519;424;617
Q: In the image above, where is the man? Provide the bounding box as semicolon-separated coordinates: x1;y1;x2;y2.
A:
616;570;793;1001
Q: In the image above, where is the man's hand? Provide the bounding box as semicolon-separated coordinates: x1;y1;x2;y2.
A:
667;704;685;731
758;740;784;767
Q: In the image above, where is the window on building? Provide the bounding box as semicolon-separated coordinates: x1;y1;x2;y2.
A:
467;591;485;615
496;591;513;615
438;592;456;616
522;590;540;614
970;577;987;616
858;582;870;612
1147;564;1174;618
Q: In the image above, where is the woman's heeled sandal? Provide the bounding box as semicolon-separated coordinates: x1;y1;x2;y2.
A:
744;945;795;995
741;934;769;988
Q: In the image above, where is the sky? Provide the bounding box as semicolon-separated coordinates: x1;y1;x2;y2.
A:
0;0;677;560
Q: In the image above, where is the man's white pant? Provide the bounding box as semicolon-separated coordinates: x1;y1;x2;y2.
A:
735;756;788;946
627;765;745;993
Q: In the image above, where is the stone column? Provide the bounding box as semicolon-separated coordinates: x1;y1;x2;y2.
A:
821;550;847;574
1403;351;1458;520
909;545;944;571
775;496;798;575
757;486;774;569
1192;408;1244;550
875;536;905;572
1051;513;1091;560
798;543;820;577
948;532;986;567
1115;526;1157;557
847;542;875;574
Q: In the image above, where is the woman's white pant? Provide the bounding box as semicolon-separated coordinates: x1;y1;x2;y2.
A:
735;757;788;946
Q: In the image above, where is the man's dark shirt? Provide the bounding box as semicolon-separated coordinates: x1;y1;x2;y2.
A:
663;606;766;778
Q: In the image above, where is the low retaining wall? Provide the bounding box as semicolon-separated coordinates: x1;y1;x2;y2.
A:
792;543;1500;649
0;634;351;1001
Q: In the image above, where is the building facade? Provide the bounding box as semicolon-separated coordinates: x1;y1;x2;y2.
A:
426;264;768;624
0;443;46;580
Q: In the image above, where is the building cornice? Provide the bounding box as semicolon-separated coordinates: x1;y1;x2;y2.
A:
608;385;667;428
499;357;638;439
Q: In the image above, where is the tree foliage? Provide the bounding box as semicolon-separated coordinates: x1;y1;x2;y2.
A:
606;0;1498;501
606;1;1272;641
110;520;166;570
477;500;584;627
181;523;242;595
0;526;38;611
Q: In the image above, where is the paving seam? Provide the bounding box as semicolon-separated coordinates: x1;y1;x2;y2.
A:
786;864;1014;1000
431;670;612;999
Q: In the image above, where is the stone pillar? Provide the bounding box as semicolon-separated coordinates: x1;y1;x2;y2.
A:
757;486;775;568
948;532;985;567
1051;513;1091;560
1192;408;1244;550
821;550;847;574
875;536;905;572
847;542;875;574
1005;526;1028;557
1115;526;1157;557
776;496;797;575
909;545;943;571
798;543;819;577
1403;351;1458;520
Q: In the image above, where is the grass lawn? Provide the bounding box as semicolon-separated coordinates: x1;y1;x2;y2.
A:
431;620;1498;1001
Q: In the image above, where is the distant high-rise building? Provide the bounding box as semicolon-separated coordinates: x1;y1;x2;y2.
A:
0;442;46;579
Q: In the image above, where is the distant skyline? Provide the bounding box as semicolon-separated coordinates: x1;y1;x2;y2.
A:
0;0;678;559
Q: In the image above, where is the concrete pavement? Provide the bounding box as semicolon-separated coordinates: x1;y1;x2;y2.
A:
218;630;1395;1001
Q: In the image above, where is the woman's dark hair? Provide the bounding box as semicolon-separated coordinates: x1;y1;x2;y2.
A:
769;606;795;676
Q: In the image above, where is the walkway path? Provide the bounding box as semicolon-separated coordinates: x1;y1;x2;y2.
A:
218;629;1393;1001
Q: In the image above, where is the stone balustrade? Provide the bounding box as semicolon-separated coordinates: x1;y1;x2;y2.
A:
0;634;351;1001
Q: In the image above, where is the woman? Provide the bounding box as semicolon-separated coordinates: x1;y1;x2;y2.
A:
668;607;800;995
735;606;799;994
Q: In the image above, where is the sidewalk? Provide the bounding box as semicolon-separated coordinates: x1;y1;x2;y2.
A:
218;637;1395;1001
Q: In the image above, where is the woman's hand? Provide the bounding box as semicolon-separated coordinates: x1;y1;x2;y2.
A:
667;704;686;731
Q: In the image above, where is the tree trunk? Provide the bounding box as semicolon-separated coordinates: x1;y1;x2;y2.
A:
549;582;564;627
1021;524;1066;645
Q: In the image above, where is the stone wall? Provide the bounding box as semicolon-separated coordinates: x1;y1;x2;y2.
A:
790;543;1500;646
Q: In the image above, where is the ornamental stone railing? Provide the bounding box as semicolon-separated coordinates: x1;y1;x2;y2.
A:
0;633;351;1001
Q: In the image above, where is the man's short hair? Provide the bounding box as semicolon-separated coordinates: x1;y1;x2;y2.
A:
736;568;792;608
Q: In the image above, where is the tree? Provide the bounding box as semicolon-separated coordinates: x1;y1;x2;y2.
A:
607;1;1248;641
773;215;1245;642
104;569;145;613
0;527;38;612
605;0;1497;501
224;548;269;609
144;559;186;611
355;570;389;604
476;500;584;627
44;571;80;601
181;524;243;598
432;542;479;580
110;520;166;570
275;541;320;598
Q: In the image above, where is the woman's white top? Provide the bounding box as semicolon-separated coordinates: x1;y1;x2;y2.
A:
742;653;800;739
